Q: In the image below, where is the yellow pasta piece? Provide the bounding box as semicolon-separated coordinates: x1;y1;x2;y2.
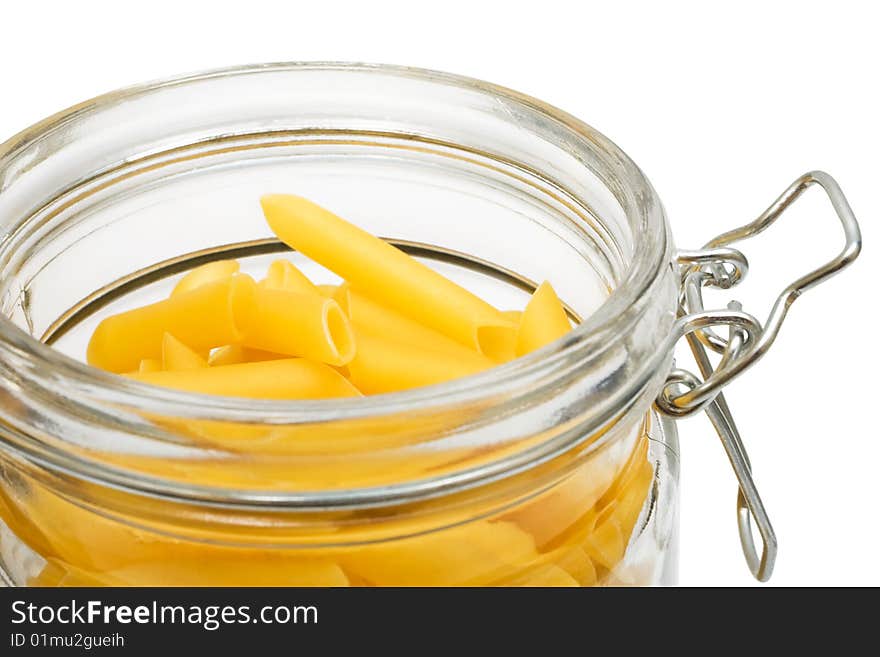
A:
505;466;608;550
12;474;332;586
10;479;169;572
171;259;240;297
516;281;572;356
477;310;523;363
15;475;349;587
129;359;361;399
0;484;57;563
346;329;492;394
317;284;339;297
613;484;648;542
340;521;538;586
35;558;122;587
556;547;598;586
137;358;163;373
260;259;320;296
35;551;348;587
336;284;493;362
584;502;626;570
161;333;207;371
260;194;511;348
504;564;580;587
208;345;286;367
598;436;650;509
87;275;257;373
239;287;355;367
611;461;654;539
100;557;349;587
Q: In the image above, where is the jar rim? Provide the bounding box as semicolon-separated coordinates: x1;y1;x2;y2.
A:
0;62;673;507
0;61;670;421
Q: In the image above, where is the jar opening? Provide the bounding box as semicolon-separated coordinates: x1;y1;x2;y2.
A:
0;63;677;504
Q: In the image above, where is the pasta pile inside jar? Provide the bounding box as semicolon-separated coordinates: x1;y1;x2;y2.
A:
25;195;657;587
87;195;575;395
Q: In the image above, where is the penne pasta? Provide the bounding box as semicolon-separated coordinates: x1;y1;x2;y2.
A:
260;194;512;348
87;196;580;405
515;281;572;356
239;287;355;367
208;345;287;367
346;329;492;394
137;358;163;373
161;333;207;371
88;274;257;373
129;358;361;399
584;514;625;571
35;558;122;587
56;182;658;587
612;465;653;539
504;467;606;550
597;435;650;509
477;310;522;363
503;564;580;587
260;259;320;296
339;521;538;586
97;557;350;587
556;547;598;586
171;260;239;297
336;284;494;363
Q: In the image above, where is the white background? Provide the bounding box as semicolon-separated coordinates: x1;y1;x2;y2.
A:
1;1;876;586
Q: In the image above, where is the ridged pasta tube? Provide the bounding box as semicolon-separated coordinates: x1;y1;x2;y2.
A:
129;358;361;399
260;194;512;349
239;287;355;367
347;330;492;394
161;333;207;371
516;281;572;355
260;259;320;296
171;260;240;297
87;275;257;373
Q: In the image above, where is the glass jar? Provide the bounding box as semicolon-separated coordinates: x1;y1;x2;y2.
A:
0;63;859;586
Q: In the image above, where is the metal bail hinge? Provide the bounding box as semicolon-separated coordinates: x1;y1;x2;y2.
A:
655;171;862;581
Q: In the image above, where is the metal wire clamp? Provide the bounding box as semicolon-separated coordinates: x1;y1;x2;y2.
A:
655;171;862;581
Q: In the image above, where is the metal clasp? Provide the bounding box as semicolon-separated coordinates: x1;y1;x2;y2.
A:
656;171;862;581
